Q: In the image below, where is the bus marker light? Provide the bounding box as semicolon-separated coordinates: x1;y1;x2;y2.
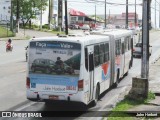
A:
78;79;84;91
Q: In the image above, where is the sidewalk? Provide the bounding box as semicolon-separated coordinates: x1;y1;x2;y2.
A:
0;28;58;41
127;56;160;117
0;28;79;41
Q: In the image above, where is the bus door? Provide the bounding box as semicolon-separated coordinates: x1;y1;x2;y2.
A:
121;39;125;76
87;46;94;101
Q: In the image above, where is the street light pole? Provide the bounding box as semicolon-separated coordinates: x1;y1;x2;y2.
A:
105;0;106;28
65;0;68;35
159;0;160;28
142;0;150;78
126;0;128;29
135;0;137;27
95;1;96;24
155;0;157;29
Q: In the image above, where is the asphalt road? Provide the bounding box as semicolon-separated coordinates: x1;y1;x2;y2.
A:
0;30;160;120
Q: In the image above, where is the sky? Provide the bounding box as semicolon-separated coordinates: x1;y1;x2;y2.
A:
67;0;160;28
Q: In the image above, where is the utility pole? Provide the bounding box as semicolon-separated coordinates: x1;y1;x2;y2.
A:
48;0;51;29
155;0;157;29
65;0;68;35
135;0;137;27
159;0;160;28
16;0;19;33
105;0;106;28
129;0;150;100
126;0;128;29
141;0;150;97
95;1;96;24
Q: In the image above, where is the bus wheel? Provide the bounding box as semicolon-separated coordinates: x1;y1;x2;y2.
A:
129;61;132;69
45;100;51;106
115;71;119;88
124;71;128;76
93;85;99;106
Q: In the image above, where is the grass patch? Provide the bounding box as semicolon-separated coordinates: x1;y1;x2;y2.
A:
0;26;15;38
106;91;155;120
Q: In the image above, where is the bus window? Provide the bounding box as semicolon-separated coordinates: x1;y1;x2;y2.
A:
122;43;125;54
128;37;131;50
104;43;109;62
94;45;100;67
85;48;88;71
115;40;121;56
89;54;94;71
99;44;105;64
125;37;128;52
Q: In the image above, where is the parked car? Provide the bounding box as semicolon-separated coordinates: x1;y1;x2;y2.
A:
69;24;80;29
31;59;55;74
81;24;90;30
133;43;152;58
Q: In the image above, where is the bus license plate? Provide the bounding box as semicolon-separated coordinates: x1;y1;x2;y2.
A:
49;95;59;100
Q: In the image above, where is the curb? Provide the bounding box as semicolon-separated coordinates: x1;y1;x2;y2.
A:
0;37;28;41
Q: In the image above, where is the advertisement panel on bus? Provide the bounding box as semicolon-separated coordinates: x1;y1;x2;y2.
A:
28;41;81;93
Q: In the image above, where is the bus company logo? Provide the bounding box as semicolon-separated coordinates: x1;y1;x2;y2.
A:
101;63;110;80
36;42;47;48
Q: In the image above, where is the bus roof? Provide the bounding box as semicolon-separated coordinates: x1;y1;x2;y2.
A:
30;34;110;46
92;29;133;39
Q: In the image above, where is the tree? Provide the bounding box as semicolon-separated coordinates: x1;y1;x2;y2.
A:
12;0;48;27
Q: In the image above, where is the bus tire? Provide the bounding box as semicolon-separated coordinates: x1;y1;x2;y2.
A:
93;85;99;106
115;71;119;88
124;71;128;76
45;100;51;107
129;61;132;69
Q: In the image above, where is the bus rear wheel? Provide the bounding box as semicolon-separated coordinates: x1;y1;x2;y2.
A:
92;85;99;106
115;71;119;88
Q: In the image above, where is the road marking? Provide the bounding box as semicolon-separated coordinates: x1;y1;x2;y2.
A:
14;102;36;111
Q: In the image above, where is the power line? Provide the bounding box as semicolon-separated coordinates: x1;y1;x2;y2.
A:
68;0;142;6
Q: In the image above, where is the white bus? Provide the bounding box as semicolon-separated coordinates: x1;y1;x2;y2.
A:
26;30;133;106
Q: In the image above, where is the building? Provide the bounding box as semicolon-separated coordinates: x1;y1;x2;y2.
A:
69;8;104;28
0;0;11;22
97;12;139;28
